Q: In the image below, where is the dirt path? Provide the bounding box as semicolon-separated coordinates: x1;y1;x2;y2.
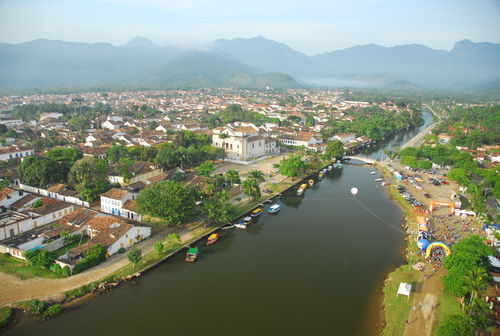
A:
0;225;198;306
403;266;444;336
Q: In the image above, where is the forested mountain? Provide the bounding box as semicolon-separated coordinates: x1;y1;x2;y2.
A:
0;36;499;91
215;37;500;90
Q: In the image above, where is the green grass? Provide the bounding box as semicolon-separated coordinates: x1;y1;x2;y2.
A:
0;253;63;280
0;307;13;328
382;265;421;336
434;290;462;333
264;181;292;194
52;237;90;257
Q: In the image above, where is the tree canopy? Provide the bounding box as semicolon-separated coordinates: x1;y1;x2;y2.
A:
136;180;196;226
277;155;306;179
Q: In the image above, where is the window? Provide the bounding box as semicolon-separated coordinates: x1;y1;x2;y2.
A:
15;153;18;158
9;154;12;159
20;153;23;157
26;152;29;156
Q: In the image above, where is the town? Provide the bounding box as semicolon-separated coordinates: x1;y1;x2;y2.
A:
0;88;498;336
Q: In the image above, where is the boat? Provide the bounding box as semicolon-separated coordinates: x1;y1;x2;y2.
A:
251;208;263;217
327;165;333;170
300;183;308;190
207;233;219;245
381;182;386;187
243;216;252;224
322;168;327;174
370;171;376;175
267;204;280;214
308;179;314;186
297;188;304;195
318;172;324;179
334;162;343;169
374;178;383;182
185;247;199;262
234;222;246;229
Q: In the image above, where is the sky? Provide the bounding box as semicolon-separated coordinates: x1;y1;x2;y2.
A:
0;0;499;55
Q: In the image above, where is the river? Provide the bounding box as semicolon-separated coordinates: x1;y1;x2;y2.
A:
6;109;433;336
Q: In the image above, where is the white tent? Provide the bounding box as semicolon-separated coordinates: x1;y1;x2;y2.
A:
397;282;412;301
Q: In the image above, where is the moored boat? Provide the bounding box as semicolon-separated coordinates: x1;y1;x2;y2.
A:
207;233;219;245
267;204;280;214
322;168;327;174
234;221;246;229
309;179;314;186
370;171;376;175
318;172;324;179
251;208;263;217
300;183;308;190
185;247;199;262
374;178;383;182
327;165;333;170
297;188;304;195
243;216;252;224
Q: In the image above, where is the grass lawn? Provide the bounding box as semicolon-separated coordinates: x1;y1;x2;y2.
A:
52;237;90;257
0;307;13;328
264;181;292;194
0;253;63;280
382;265;421;336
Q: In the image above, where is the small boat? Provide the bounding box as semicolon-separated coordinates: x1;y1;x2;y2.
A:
185;247;199;262
207;233;219;245
370;171;376;175
309;179;314;186
318;172;324;179
243;216;252;224
300;183;308;190
322;168;327;174
381;182;386;187
234;222;246;229
297;188;304;195
327;165;333;170
268;204;280;214
251;208;263;217
374;178;383;182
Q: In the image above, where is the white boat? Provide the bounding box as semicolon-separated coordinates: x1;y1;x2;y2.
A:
374;178;383;182
234;222;246;229
327;165;333;170
381;182;386;186
297;188;304;195
322;168;327;174
268;204;280;214
370;171;376;175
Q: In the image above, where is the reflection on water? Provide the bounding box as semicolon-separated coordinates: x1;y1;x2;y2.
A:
8;165;405;336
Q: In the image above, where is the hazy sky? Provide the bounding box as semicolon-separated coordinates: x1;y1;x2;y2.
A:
0;0;499;55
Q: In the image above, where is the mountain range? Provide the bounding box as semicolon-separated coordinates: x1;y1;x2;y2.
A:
0;36;499;92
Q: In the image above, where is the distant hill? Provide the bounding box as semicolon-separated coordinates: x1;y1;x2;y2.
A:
0;36;499;91
0;39;300;91
213;37;500;90
122;36;160;49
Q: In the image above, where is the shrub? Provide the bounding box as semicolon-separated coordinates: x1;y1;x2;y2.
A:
43;304;62;318
32;199;43;208
117;247;126;254
72;244;106;274
28;299;45;315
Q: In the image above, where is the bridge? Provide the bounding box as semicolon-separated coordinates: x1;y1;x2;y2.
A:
343;156;377;164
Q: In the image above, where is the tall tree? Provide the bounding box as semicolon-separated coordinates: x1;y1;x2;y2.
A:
202;191;234;224
277;155;306;180
136;180;196;226
248;169;265;182
224;169;241;186
242;177;261;200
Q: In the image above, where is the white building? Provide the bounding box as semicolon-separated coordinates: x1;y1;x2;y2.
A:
212;124;279;164
0;146;34;161
100;188;140;221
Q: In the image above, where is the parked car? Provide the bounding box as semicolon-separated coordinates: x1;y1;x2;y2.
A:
423;193;431;198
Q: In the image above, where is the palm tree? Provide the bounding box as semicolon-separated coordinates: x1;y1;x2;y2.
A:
224;169;241;187
242;178;261;200
248;169;265;182
219;132;229;151
465;267;488;310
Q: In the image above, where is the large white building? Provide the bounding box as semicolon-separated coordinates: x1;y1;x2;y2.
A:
212;124;279;164
0;146;34;161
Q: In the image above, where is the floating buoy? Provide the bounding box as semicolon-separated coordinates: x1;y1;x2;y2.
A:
350;187;358;195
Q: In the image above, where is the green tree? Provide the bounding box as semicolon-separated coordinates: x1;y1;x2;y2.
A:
127;247;142;265
242;177;261;200
165;233;181;249
202;191;234;224
24;249;56;269
435;313;475;336
68;157;110;202
43;304;62;318
136;180;196;226
224;169;241;186
322;140;344;160
196;161;214;177
248;169;265;183
27;299;46;316
277;155;306;179
18;156;54;186
153;241;164;255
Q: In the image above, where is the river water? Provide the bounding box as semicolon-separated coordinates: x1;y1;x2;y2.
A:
6;110;433;336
